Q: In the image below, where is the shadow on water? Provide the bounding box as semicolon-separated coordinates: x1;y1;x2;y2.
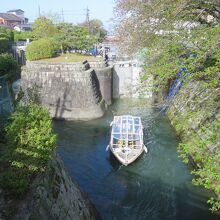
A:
54;99;219;220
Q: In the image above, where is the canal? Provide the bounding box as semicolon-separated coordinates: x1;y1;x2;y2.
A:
54;99;219;220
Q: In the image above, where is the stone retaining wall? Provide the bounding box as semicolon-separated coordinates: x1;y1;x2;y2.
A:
89;60;108;69
21;59;152;120
166;80;220;208
95;66;113;105
167;81;219;144
21;61;112;120
12;154;101;220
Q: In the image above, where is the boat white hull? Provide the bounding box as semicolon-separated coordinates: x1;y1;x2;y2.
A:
108;115;146;166
109;145;145;166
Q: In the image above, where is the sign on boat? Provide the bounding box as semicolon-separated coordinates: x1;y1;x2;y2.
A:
107;115;147;166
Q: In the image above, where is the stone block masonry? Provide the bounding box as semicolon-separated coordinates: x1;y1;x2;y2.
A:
167;81;219;143
12;154;101;220
21;59;152;120
84;60;113;105
21;61;113;120
166;80;220;209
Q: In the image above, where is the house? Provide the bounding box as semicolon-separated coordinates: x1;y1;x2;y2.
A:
7;9;28;24
0;9;31;31
0;13;22;27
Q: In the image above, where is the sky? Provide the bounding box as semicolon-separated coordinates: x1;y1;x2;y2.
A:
1;0;115;30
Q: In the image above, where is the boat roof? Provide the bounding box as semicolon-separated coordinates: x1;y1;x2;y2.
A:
111;115;143;140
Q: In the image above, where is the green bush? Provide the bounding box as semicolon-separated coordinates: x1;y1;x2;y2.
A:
0;53;20;81
0;38;10;53
13;31;33;42
25;38;55;61
0;27;14;53
178;119;220;212
0;104;57;198
0;27;14;41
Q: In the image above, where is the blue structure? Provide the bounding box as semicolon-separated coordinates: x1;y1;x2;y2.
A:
91;47;98;56
160;67;189;113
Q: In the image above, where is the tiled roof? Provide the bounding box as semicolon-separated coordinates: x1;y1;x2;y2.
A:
0;13;22;21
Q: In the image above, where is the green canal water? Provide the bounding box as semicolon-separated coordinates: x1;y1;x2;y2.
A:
54;99;219;220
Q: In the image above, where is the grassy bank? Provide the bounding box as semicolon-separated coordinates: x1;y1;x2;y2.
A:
40;53;103;62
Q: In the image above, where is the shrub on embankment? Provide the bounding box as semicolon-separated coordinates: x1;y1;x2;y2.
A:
140;26;220;212
114;0;219;212
25;38;55;61
0;103;56;198
167;81;220;212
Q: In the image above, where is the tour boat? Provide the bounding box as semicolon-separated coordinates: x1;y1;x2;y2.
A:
106;115;147;166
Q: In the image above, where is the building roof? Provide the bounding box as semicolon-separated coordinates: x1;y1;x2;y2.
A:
0;13;22;21
7;9;24;13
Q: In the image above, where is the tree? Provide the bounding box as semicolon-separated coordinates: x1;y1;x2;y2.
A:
0;27;14;53
1;103;56;198
41;11;62;24
0;38;10;54
0;53;20;81
26;38;55;61
71;25;97;51
32;16;58;39
114;0;220;212
80;19;107;42
54;23;97;53
54;22;76;53
114;0;220;54
0;27;14;41
14;31;33;42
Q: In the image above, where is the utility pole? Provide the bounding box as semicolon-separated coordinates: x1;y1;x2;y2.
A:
61;8;64;22
38;5;41;17
86;7;90;33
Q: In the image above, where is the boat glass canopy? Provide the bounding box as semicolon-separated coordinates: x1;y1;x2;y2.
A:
111;115;143;141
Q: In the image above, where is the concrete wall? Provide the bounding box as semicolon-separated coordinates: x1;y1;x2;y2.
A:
21;61;107;120
112;60;152;99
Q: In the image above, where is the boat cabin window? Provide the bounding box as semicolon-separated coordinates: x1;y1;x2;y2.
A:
111;115;143;148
